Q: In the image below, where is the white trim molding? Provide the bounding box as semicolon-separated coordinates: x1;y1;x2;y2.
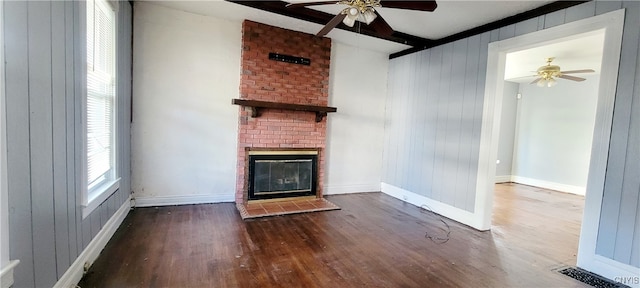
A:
510;176;586;195
381;183;482;230
494;175;512;183
134;194;234;207
54;197;131;288
1;260;19;288
324;183;381;195
579;254;640;288
479;8;626;282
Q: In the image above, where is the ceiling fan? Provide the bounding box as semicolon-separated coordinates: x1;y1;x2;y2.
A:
530;57;595;87
286;0;437;37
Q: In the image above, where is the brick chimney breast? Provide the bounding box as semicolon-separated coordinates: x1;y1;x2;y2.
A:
235;20;332;204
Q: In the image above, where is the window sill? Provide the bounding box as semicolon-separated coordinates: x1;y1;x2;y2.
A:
83;178;120;219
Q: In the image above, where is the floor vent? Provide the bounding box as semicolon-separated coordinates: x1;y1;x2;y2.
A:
556;267;629;288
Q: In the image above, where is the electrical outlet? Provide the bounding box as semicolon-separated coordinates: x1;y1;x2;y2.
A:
83;262;91;273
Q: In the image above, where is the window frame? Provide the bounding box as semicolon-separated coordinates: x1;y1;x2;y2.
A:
81;0;120;218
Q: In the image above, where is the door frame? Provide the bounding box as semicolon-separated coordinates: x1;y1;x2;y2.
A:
474;9;635;280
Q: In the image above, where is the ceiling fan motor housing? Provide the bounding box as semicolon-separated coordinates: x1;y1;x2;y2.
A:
537;64;562;80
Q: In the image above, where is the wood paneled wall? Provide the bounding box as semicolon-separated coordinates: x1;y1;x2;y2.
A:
383;28;489;213
595;1;640;268
3;1;132;287
383;0;639;267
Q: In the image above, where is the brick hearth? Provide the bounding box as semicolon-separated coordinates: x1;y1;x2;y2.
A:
235;20;332;204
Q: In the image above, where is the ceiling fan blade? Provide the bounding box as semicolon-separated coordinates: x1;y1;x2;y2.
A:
285;1;338;8
560;69;595;74
558;74;586;82
530;78;542;85
316;13;347;37
368;11;394;36
379;0;437;11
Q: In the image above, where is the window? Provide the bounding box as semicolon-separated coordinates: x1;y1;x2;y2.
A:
83;0;119;216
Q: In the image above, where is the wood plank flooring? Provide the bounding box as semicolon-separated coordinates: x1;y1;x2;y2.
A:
78;183;588;287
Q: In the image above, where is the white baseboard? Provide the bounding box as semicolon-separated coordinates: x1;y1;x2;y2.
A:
1;260;19;288
511;175;586;195
134;194;234;207
380;182;480;229
495;175;512;183
578;254;640;288
324;183;381;195
53;197;131;288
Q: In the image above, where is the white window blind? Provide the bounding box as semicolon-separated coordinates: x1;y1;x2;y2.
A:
86;0;116;191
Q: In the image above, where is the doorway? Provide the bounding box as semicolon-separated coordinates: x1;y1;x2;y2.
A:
474;9;625;279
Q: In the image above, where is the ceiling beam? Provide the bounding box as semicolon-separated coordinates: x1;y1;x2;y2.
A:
389;0;591;59
225;0;434;47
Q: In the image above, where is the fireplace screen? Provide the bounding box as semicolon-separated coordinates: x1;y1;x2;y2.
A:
248;153;317;201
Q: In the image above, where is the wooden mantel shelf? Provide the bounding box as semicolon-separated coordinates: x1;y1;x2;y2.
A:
232;99;337;122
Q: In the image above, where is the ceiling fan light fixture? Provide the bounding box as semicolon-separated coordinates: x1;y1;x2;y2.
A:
547;78;557;87
342;15;357;27
362;8;377;24
342;7;358;27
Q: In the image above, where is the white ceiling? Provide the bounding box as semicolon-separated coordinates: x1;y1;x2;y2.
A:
504;30;605;83
302;0;555;39
144;0;558;54
143;0;605;78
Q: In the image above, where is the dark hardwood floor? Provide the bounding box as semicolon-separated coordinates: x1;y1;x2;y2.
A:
79;183;588;287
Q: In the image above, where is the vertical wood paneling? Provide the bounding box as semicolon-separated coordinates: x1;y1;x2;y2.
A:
408;53;422;193
5;1;35;286
402;53;417;189
425;46;443;198
537;16;546;30
455;34;480;209
64;0;79;261
432;43;454;202
27;2;58;286
595;0;640;266
498;24;515;40
514;18;539;37
393;57;408;187
611;1;640;265
417;50;431;196
51;0;71;278
389;57;405;186
442;39;467;207
595;0;622;15
465;31;491;212
72;0;85;259
5;1;133;286
629;10;640;266
632;196;640;267
565;1;596;23
543;9;566;29
595;0;639;262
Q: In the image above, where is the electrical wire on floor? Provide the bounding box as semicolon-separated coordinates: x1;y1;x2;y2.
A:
420;204;451;244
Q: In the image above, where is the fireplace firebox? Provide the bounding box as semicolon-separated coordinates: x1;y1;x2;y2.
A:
248;151;318;201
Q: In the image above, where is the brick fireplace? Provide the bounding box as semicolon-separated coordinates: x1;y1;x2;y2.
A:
235;20;332;204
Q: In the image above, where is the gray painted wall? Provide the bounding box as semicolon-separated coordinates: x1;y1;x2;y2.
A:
3;1;132;287
513;76;599;188
384;1;639;267
383;30;489;212
496;81;519;177
595;1;640;267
